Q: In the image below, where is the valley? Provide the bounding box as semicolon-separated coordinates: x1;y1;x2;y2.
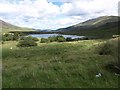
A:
1;16;119;88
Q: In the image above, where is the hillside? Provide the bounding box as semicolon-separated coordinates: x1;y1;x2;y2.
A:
0;20;34;33
74;16;118;27
56;16;119;38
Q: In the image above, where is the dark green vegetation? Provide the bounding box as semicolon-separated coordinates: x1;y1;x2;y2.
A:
40;38;50;43
96;38;120;74
40;36;88;43
17;36;38;47
56;16;119;38
1;32;39;47
2;32;24;41
41;35;66;43
49;35;66;42
2;37;119;88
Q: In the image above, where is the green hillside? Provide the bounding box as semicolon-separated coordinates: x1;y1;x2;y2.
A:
75;16;118;27
0;20;34;33
56;16;119;38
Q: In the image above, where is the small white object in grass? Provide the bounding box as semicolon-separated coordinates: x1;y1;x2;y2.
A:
115;73;119;76
10;47;13;49
95;73;102;77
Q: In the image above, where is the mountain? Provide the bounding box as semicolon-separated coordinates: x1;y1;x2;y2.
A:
0;20;34;33
0;16;119;38
74;16;118;27
56;16;119;38
35;29;53;32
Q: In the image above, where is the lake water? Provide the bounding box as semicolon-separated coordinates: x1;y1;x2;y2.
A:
30;34;85;39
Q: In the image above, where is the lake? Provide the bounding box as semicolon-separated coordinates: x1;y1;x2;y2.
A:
30;34;85;39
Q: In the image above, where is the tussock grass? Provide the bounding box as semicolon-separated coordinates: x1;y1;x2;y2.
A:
95;38;119;74
2;40;119;88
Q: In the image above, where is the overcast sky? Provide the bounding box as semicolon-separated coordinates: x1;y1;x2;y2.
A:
0;0;119;30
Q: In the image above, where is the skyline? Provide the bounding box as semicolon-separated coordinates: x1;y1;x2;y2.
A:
0;0;119;30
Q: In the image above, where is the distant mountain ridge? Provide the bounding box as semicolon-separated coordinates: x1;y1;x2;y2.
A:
56;16;119;38
0;20;19;29
75;16;118;27
0;20;34;33
0;16;119;38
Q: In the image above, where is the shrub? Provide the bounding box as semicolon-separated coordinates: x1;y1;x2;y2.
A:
3;33;9;37
13;33;20;40
97;39;118;56
98;42;113;55
48;36;57;42
47;35;66;42
40;35;66;43
20;36;39;41
2;41;4;44
2;34;13;41
40;35;71;43
56;35;66;42
32;37;39;41
66;37;73;41
2;32;25;41
73;38;80;41
2;33;13;41
82;37;89;40
96;38;120;73
2;35;7;41
7;34;14;41
17;36;37;47
40;38;49;43
20;36;25;40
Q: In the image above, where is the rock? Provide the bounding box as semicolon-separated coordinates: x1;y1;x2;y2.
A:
95;73;102;77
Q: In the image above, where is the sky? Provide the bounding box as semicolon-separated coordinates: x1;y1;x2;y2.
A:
0;0;119;30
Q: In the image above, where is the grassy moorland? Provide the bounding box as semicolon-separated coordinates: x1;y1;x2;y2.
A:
2;38;119;88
